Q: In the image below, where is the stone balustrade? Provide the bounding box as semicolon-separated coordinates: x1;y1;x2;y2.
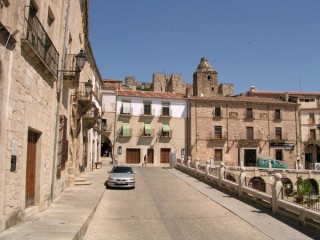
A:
176;157;320;231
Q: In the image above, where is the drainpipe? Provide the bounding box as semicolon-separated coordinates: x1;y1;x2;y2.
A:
112;92;118;163
51;0;71;202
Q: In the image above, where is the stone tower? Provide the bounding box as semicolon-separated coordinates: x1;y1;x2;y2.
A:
193;57;218;97
193;57;234;97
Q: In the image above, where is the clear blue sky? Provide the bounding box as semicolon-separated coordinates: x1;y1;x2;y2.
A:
89;0;320;94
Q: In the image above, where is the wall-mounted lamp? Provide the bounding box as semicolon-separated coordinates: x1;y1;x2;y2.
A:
75;49;87;70
181;148;185;157
234;134;239;143
85;80;93;95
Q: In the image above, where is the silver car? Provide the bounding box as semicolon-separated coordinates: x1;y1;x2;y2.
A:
105;165;136;189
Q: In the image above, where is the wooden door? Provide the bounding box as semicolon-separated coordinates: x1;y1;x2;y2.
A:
147;149;154;164
160;148;170;163
126;149;140;164
26;131;37;207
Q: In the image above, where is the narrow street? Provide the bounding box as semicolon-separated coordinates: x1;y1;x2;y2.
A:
84;166;272;240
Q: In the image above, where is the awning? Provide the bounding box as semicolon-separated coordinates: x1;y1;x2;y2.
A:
144;123;151;135
122;123;130;136
162;123;170;132
122;102;131;114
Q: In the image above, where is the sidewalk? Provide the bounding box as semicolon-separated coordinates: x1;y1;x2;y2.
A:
0;164;111;240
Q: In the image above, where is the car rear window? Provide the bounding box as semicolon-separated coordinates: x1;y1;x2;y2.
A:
112;167;133;173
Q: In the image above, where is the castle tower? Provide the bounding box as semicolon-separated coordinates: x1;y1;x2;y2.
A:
193;57;218;97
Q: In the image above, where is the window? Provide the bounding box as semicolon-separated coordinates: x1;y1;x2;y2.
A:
274;109;281;120
214;126;222;139
207;75;211;80
275;127;282;140
121;101;131;114
310;129;316;140
144;123;152;136
214;107;221;117
122;123;131;137
162;123;171;137
143;102;151;115
246;108;253;119
246;127;254;140
275;149;283;161
309;113;315;124
161;102;170;116
214;149;223;161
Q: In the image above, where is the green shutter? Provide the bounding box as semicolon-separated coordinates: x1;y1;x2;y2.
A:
144;123;151;135
162;123;170;132
122;123;130;136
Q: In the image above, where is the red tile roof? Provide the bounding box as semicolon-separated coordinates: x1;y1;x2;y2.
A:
117;90;186;99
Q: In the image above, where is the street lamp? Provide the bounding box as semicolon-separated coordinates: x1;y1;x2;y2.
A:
75;49;87;71
85;80;93;95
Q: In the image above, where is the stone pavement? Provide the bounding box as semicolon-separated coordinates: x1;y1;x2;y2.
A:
0;164;112;240
0;164;317;240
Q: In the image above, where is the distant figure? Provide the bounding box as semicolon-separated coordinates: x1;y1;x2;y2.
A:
142;154;147;167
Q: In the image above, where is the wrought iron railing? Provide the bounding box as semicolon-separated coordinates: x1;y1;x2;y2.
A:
24;8;59;77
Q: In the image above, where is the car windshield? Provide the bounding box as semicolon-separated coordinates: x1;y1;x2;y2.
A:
111;166;133;174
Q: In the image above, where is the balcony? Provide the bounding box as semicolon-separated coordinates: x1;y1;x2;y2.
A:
21;9;59;80
303;134;320;145
159;130;172;138
244;112;255;121
269;133;288;142
82;103;100;129
238;132;263;142
117;127;132;138
209;132;227;141
75;81;93;117
139;128;155;138
100;124;113;136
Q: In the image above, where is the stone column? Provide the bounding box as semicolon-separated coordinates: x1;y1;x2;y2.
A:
238;167;246;197
187;156;191;168
219;162;225;187
272;173;283;214
195;158;199;171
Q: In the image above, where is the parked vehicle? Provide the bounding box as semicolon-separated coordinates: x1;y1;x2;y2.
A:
105;165;136;189
257;158;288;169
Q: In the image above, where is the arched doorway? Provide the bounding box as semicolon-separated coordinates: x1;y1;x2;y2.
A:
101;137;112;157
304;143;320;169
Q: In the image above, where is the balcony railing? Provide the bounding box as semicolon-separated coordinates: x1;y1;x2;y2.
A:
117;129;132;138
82;104;100;129
22;9;59;78
238;131;263;141
209;132;227;141
75;82;93;117
270;133;288;141
139;128;155;137
159;130;172;138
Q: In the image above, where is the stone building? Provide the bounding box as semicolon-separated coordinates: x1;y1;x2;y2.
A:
0;0;102;232
246;86;320;169
114;89;187;166
187;58;299;168
187;96;299;168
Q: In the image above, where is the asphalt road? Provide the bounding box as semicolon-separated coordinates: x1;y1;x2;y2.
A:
84;166;272;240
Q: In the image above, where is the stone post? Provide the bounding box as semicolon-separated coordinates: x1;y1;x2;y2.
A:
195;158;199;171
187;156;191;168
238;167;246;197
272;173;283;214
205;159;210;180
219;162;225;187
